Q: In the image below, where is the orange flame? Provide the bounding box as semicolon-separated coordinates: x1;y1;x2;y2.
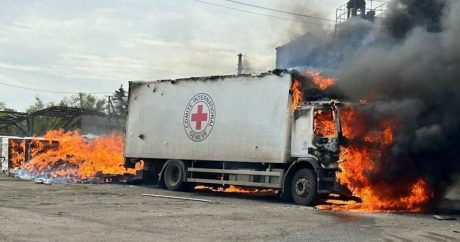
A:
290;79;303;111
194;185;276;195
8;139;26;169
314;110;337;137
303;71;336;90
317;108;431;212
21;130;139;179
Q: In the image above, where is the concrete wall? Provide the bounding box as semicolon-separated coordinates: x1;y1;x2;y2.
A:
80;114;125;135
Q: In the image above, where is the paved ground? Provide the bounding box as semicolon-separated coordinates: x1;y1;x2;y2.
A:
0;176;459;242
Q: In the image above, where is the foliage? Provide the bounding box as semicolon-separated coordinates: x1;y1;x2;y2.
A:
56;93;107;113
111;85;127;116
0;101;6;111
26;96;45;113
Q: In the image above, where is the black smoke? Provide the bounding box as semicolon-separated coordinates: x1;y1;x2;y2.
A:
333;0;460;207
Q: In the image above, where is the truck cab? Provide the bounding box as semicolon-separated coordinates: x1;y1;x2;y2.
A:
287;100;347;205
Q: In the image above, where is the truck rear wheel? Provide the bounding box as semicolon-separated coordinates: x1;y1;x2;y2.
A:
163;160;186;191
291;168;317;206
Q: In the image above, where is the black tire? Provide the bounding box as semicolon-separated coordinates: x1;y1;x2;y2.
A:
163;160;186;191
291;168;317;206
281;183;293;202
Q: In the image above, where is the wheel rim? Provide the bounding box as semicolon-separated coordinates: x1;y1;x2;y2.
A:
295;177;311;197
168;166;181;186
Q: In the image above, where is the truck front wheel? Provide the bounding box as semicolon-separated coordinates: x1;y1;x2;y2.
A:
291;168;317;206
163;160;186;191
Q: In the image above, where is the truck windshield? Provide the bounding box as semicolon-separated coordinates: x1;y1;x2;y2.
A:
313;109;337;138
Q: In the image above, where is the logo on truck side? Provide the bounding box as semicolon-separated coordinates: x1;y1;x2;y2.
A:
183;93;216;142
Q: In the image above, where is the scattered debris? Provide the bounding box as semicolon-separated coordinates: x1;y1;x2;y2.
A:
433;215;456;221
34;178;52;185
141;194;213;203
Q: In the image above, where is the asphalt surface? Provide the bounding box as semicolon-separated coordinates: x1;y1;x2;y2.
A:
0;175;459;242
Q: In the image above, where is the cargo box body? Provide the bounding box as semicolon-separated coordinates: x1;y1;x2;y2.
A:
124;73;293;164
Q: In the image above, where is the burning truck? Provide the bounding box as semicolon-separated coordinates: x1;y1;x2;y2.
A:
124;70;352;205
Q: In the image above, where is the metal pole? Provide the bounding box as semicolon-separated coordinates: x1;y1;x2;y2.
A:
237;53;243;75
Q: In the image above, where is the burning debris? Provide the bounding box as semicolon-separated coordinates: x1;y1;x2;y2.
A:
1;136;59;173
290;79;303;110
15;130;141;183
8;139;26;169
194;185;277;196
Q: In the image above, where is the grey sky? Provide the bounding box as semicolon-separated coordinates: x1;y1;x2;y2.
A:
0;0;343;111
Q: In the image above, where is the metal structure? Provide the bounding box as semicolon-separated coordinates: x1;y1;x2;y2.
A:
0;111;29;135
0;106;125;136
237;53;244;75
29;106;86;135
336;0;388;26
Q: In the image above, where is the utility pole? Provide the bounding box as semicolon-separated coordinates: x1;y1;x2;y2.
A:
79;93;84;109
237;53;244;75
107;95;114;132
107;95;112;115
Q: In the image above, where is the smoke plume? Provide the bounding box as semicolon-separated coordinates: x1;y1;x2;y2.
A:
334;0;460;205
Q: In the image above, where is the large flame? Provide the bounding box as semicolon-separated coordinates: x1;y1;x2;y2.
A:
21;130;139;180
8;139;26;170
318;108;432;212
303;71;336;90
290;79;302;111
314;110;337;137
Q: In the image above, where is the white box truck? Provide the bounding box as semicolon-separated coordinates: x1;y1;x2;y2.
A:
124;70;350;205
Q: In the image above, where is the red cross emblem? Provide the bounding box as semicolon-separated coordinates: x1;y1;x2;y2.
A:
184;93;216;142
191;105;208;130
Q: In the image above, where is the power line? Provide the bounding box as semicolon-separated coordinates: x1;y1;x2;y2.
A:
0;81;112;95
191;0;330;25
222;0;334;22
219;69;237;75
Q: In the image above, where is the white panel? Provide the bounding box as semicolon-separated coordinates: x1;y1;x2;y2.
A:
125;74;292;163
1;138;9;172
291;108;314;157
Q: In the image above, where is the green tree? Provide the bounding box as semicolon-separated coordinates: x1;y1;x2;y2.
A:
111;85;127;116
58;93;106;113
26;96;46;113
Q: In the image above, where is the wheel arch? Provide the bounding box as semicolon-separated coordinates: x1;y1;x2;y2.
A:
282;158;320;195
159;159;188;184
